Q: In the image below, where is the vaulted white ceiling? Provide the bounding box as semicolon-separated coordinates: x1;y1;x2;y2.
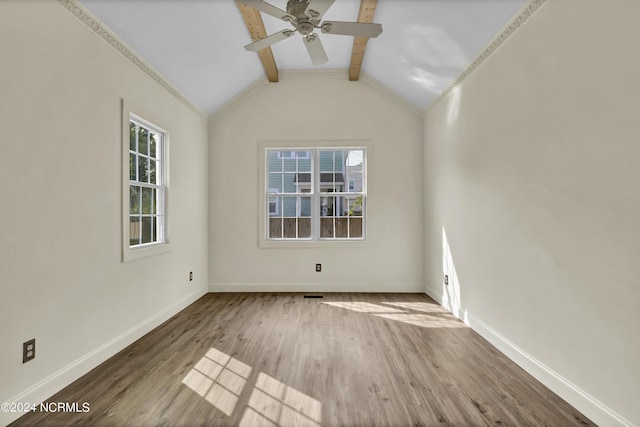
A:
78;0;527;115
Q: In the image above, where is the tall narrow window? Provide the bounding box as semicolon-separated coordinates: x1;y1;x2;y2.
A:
265;147;366;241
128;115;166;247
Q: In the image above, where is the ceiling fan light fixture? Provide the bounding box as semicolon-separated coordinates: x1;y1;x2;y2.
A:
241;0;382;65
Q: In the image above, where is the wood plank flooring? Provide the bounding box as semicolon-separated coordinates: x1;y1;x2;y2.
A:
11;293;593;426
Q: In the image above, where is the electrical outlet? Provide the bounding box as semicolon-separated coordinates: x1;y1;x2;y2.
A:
189;271;193;281
23;339;35;363
315;263;321;272
444;274;449;286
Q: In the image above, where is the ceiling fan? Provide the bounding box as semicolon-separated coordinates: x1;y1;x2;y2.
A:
238;0;383;65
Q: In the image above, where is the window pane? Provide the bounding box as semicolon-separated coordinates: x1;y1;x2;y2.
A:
138;127;148;155
320;218;334;238
319;151;334;172
283;218;297;238
283;158;296;172
150;133;158;158
129;153;136;181
348;172;363;192
129;216;141;246
299;196;311;217
333;173;345;192
349;217;363;238
295;173;311;193
149;159;157;185
295;150;309;157
346;195;364;216
139;156;149;183
151;217;158;242
142;187;154;214
298;218;311;238
129;122;137;151
268;196;281;217
282;174;297;194
269;218;282;239
268;173;283;192
298;158;311;172
141;216;152;244
320;196;335;217
336;218;348;238
283;197;296;217
267;151;282;172
130;186;141;214
347;149;364;167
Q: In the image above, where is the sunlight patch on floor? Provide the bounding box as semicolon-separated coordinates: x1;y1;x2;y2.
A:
241;372;322;427
374;312;466;328
181;347;252;416
323;301;465;329
182;348;322;425
321;301;404;313
381;301;449;314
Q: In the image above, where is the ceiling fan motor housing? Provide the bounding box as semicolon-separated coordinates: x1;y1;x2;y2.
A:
286;0;311;18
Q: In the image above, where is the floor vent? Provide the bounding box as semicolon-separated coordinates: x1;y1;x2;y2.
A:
303;295;323;299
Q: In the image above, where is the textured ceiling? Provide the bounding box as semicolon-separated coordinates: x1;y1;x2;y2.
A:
78;0;527;115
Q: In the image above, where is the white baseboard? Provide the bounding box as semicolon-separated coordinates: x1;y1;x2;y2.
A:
209;282;425;293
1;288;207;427
424;285;633;427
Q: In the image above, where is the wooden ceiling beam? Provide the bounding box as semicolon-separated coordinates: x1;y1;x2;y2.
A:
237;2;279;82
349;0;378;81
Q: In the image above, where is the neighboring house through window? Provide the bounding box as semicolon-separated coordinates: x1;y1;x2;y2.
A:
265;146;366;241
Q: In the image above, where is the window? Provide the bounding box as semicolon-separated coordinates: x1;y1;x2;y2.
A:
265;147;366;241
122;100;170;262
128;116;166;247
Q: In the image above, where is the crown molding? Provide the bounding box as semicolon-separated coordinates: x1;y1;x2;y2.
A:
56;0;205;117
424;0;547;115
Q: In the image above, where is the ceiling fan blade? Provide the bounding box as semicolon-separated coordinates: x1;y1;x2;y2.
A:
321;21;383;38
237;0;295;22
244;30;294;52
304;0;335;22
303;35;328;65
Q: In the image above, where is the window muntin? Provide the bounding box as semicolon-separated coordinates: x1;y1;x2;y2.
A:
129;116;165;247
266;147;365;241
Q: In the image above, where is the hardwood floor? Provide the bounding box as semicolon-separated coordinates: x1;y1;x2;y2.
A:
11;293;593;426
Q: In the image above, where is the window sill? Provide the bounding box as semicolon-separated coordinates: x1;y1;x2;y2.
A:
123;242;171;262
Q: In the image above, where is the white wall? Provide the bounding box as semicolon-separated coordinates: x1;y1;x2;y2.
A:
423;1;639;426
0;2;208;423
209;72;424;292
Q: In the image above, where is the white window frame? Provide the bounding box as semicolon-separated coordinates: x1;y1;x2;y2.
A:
122;100;170;262
259;141;370;248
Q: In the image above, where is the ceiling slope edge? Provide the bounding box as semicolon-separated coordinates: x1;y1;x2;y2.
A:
424;0;547;116
57;0;205;117
209;75;270;122
359;72;422;119
211;69;421;121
